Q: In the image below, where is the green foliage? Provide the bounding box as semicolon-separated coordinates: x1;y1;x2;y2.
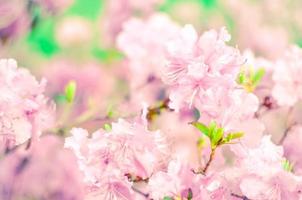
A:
223;132;244;143
163;197;173;200
66;0;102;20
190;122;209;137
64;81;77;103
27;18;60;57
252;68;265;86
237;67;266;92
191;121;244;148
283;159;294;172
103;123;112;131
199;0;217;9
92;47;124;64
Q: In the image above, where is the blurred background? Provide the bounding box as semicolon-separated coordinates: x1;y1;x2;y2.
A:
2;0;302;64
1;0;301;131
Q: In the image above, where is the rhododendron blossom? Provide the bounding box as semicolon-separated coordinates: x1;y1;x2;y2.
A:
272;46;302;107
1;2;302;200
65;118;168;199
162;25;243;112
228;136;302;200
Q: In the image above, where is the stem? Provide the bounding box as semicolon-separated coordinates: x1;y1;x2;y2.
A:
278;106;296;145
278;122;297;145
231;193;251;200
131;186;149;198
192;147;216;175
146;98;172;122
202;147;216;174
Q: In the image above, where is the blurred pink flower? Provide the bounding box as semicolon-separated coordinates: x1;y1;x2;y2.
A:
0;0;30;42
224;0;289;59
0;135;84;200
35;0;74;13
100;0;164;46
283;125;302;175
117;13;180;86
55;17;93;48
0;59;55;146
117;13;181;104
43;60;113;117
272;46;302;107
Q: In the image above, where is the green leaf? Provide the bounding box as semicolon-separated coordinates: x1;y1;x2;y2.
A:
103;124;112;131
208;121;217;140
282;159;294;172
191;122;209;138
224;132;244;143
251;68;265;86
230;132;244;140
163;197;173;200
197;137;207;149
211;127;224;147
64;81;77;103
237;72;246;84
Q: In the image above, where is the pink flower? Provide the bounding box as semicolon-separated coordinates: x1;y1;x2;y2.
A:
0;59;55;146
117;14;181;104
34;0;74;13
283;125;302;175
148;159;200;199
148;159;229;200
65;118;168;198
228;136;302;200
162;25;243;111
272;46;302;107
55;17;93;47
0;0;31;41
117;13;180;87
100;0;164;45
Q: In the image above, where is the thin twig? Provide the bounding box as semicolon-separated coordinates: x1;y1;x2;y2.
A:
231;193;251;200
131;186;149;198
278;122;297;145
202;148;216;174
192;147;216;175
278;106;296;145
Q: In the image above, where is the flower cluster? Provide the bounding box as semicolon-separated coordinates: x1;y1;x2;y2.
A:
65;119;168;199
1;4;302;200
162;25;243;111
0;59;55;150
272;46;302;107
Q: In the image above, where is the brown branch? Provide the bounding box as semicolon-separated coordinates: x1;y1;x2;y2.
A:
231;193;251;200
146;98;172;122
192;147;216;175
202;148;216;174
131;186;149;198
278;122;297;145
278;106;297;145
